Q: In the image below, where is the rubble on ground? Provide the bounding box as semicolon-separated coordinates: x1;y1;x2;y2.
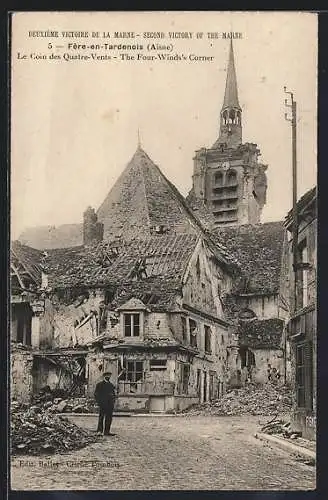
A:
260;419;301;438
32;387;98;413
11;401;100;455
259;417;316;454
48;397;97;414
181;382;292;416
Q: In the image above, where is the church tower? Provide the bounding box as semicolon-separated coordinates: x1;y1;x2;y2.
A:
189;40;268;227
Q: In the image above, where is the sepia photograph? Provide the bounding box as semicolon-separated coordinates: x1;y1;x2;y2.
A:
10;11;317;491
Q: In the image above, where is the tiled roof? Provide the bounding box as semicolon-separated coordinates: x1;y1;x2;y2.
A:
213;221;285;295
238;318;284;349
97;147;200;240
44;233;199;290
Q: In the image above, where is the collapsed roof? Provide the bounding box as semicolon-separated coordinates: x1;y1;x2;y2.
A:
213;221;285;295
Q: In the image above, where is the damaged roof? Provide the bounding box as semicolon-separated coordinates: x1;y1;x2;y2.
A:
11;241;44;287
238;318;284;350
213;221;285;295
44;233;199;290
285;186;317;228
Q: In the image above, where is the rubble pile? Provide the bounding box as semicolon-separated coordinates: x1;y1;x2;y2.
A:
182;383;292;416
49;397;98;414
260;419;301;438
32;387;98;413
11;402;99;455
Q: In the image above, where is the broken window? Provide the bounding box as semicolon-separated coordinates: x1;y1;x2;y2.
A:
189;319;198;348
123;313;140;337
204;325;212;353
118;359;145;392
149;359;167;371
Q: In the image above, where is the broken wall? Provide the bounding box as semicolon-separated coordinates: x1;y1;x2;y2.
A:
31;358;74;394
11;348;34;402
50;289;105;347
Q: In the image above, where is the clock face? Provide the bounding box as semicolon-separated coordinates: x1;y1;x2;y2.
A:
221;161;230;171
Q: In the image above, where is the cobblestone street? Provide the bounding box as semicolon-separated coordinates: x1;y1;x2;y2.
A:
11;415;316;490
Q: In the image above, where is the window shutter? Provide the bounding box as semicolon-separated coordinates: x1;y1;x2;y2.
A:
304;340;313;410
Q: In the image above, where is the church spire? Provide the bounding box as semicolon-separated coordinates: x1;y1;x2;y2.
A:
216;40;242;149
222;39;240;110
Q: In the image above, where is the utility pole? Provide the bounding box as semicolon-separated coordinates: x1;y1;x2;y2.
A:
284;87;298;314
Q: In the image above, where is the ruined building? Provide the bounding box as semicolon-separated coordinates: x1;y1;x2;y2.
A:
11;41;293;410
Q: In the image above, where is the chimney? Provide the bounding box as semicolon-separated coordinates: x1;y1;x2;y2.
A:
83;206;104;245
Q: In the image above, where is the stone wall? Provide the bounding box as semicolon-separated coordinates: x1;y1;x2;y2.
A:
31;358;73;394
237;294;279;320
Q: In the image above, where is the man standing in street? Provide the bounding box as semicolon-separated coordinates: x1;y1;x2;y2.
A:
94;371;116;436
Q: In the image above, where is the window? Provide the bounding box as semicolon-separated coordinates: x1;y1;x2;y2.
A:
150;359;167;371
226;169;237;186
181;316;188;343
189;319;198;348
124;313;140;337
204;325;212;353
214;172;224;185
297;239;309;309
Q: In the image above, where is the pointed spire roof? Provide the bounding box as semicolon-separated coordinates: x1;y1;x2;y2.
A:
222;40;240;110
97;147;202;241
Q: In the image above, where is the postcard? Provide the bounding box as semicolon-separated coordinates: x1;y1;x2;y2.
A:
10;11;317;491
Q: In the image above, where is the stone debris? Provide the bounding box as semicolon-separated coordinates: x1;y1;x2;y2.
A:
259;417;316;458
48;397;98;414
181;383;292;416
11;401;100;455
260;419;301;438
32;387;98;413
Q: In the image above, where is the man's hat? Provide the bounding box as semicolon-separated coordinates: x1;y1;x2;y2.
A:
103;372;112;377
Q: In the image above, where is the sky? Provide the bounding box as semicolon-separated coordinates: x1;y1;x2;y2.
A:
11;11;317;239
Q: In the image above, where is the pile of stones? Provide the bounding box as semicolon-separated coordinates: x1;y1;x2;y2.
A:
182;383;292;417
11;401;100;455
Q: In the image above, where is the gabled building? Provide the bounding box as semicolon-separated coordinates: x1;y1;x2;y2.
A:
11;227;239;411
